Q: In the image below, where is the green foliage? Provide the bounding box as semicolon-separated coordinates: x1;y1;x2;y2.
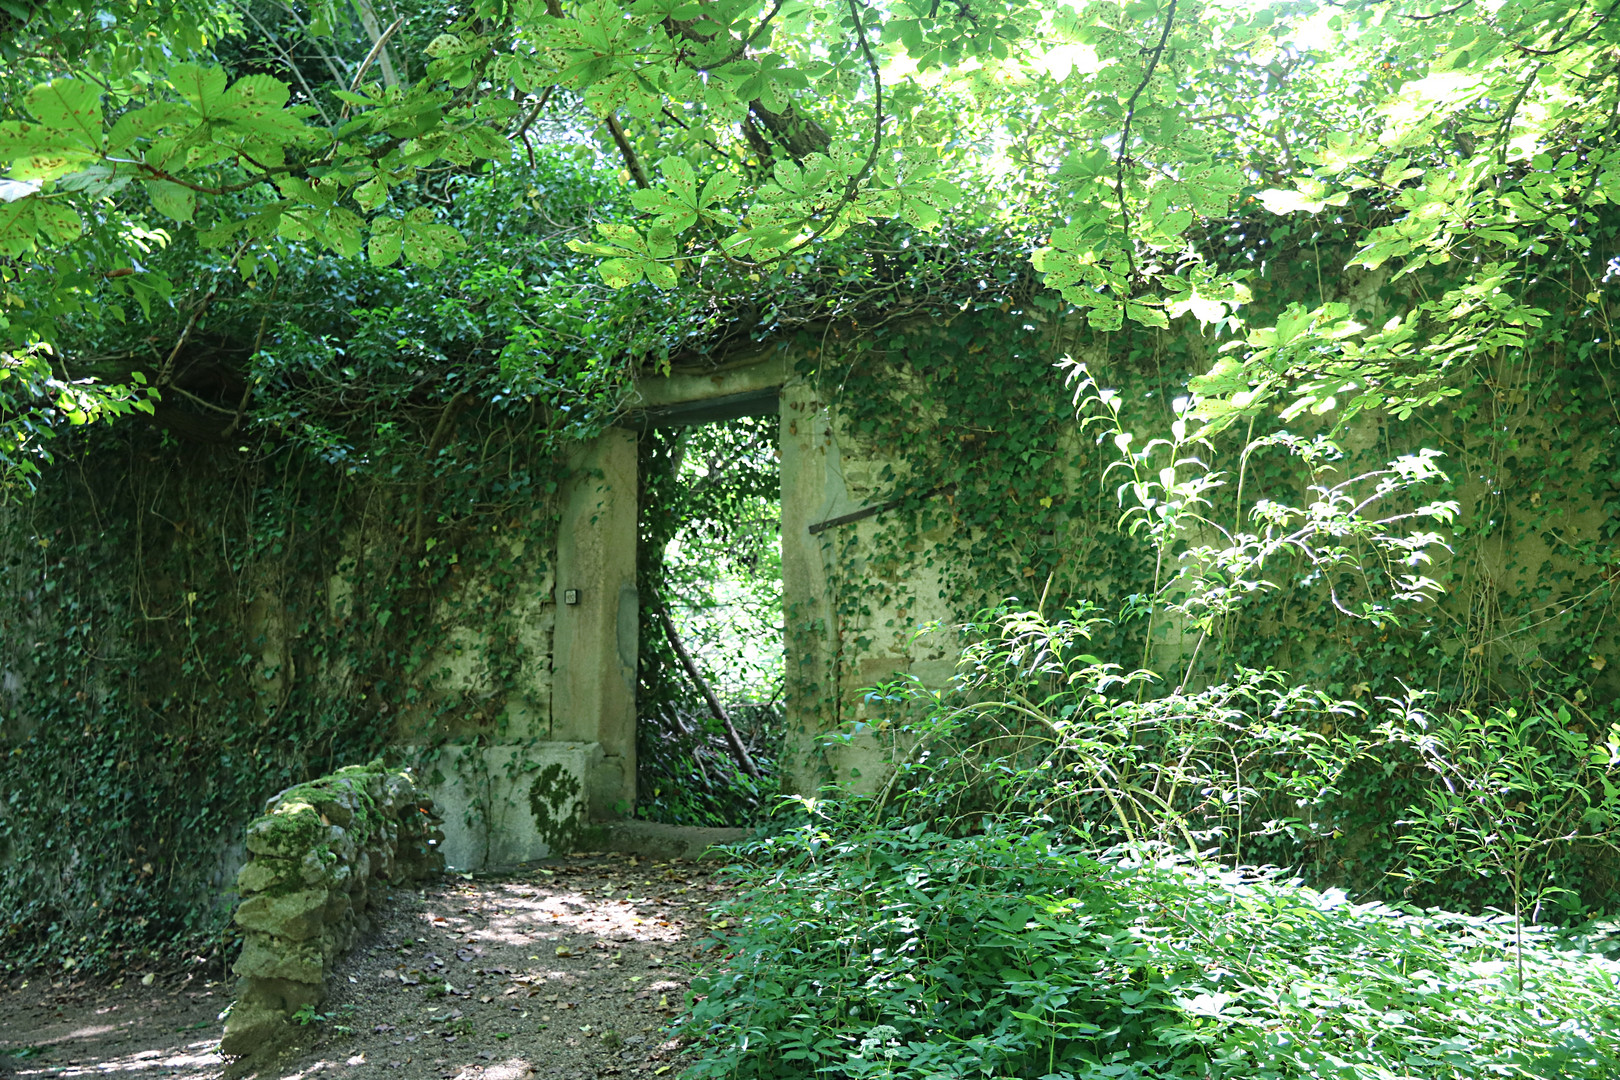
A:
0;343;154;499
798;263;1618;907
866;605;1363;860
637;415;783;826
6;0;1620;511
1;0;1619;981
291;1001;356;1027
1384;695;1620;985
690;820;1620;1080
0;150;650;972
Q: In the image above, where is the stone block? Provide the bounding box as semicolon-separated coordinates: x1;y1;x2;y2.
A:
323;889;352;926
245;804;324;858
234;887;329;941
236;858;295;895
225;764;444;1060
327;824;356;863
314;797;354;829
233;934;323;983
220;1000;288;1058
237;975;323;1012
296;848;349;888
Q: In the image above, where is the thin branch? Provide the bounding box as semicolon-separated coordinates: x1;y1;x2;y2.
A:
114;160;275;195
221;307;273;439
650;587;762;779
514;86;557;169
411;392;471;555
721;0;883;269
270;0;351;87
1115;0;1179;292
155;240;250;387
1397;0;1475;20
541;0;651;189
606;114;652;189
166;384;240;417
350;15;406;91
240;7;336;126
713;0;786;65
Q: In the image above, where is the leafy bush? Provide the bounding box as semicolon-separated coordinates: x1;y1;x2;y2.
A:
854;605;1363;859
686;821;1620;1080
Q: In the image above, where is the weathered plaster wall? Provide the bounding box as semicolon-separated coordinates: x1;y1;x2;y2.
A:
421;429;640;870
0;420;647;921
642;323;1619;801
778;374;957;795
552;428;639;816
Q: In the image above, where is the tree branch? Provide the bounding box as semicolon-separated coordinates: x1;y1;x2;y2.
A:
650;587;762;779
606;113;652;189
1115;0;1179;292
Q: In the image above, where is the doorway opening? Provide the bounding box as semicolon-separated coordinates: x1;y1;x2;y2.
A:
636;412;782;826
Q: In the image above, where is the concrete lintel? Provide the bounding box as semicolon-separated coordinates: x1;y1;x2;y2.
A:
630;350;791;411
620;387;779;430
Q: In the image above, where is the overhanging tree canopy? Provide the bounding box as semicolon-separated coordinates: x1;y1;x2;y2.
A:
2;0;1617;473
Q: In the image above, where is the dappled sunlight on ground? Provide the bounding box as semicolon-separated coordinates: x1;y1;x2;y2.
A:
2;854;727;1080
15;1041;225;1079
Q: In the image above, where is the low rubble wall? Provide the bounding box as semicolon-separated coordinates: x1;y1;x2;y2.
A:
221;761;444;1058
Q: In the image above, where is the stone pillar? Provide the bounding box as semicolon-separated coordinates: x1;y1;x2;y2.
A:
552;428;638;817
779;378;857;796
780;376;958;798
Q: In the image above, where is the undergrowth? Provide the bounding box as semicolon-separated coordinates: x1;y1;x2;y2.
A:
681;597;1620;1080
687;821;1620;1080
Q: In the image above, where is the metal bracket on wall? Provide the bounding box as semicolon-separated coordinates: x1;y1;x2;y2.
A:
807;484;953;535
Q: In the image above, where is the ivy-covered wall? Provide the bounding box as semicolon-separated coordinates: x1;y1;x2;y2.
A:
5;247;1619;966
0;402;626;970
770;294;1619;904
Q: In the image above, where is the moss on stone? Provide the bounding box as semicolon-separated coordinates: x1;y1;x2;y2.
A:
228;761;442;1061
528;762;584;854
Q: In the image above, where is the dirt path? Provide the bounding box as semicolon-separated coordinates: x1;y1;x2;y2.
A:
0;854;731;1080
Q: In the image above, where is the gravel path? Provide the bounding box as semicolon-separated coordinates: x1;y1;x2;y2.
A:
0;854;731;1080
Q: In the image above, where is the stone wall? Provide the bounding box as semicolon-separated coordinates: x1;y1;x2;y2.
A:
221;761;445;1058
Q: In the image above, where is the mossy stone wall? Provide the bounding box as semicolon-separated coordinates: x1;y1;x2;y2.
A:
221;760;444;1058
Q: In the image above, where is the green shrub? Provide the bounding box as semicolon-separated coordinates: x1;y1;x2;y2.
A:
685;821;1620;1080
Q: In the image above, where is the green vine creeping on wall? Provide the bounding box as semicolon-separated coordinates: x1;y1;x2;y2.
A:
0;396;582;971
799;260;1620;913
0;152;658;970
